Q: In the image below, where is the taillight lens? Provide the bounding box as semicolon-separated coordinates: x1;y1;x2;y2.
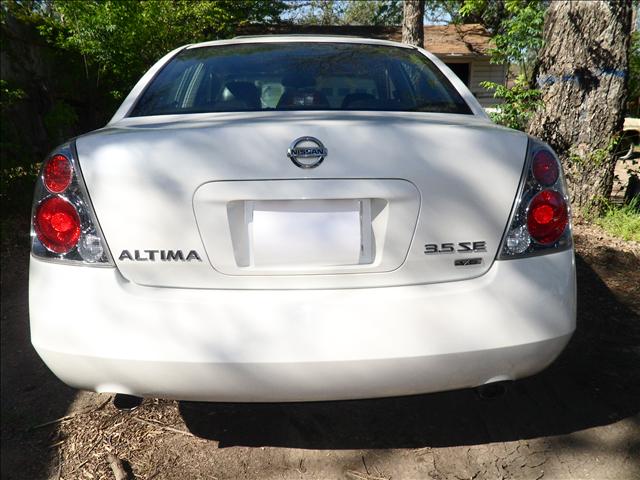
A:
499;138;572;259
34;197;81;253
31;143;113;265
43;154;73;193
532;150;559;186
527;190;568;244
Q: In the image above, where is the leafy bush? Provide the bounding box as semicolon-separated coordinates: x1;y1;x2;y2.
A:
0;79;26;108
485;1;544;82
40;0;287;100
460;0;545;84
44;100;79;145
461;1;545;132
482;75;541;130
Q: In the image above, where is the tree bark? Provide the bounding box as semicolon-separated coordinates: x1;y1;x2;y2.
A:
528;1;632;217
402;0;424;47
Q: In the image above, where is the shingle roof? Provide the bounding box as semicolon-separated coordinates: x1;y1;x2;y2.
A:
403;24;493;56
235;24;493;56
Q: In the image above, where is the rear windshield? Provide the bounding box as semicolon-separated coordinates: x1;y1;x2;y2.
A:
130;43;472;116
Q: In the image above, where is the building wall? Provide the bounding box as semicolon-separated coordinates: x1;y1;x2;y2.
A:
441;56;507;108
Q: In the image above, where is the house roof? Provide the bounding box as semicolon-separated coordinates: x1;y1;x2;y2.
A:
235;24;493;57
414;24;493;56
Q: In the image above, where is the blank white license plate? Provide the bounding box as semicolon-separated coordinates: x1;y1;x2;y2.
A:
249;199;366;268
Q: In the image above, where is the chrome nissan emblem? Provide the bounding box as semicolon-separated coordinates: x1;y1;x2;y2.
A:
287;136;327;169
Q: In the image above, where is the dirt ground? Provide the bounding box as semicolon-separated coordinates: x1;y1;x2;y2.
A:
1;220;639;480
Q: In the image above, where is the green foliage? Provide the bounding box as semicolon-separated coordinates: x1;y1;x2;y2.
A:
0;160;39;220
40;0;287;99
489;1;544;81
458;0;508;34
482;75;541;130
289;0;484;27
596;197;640;242
461;1;545;131
0;79;26;110
44;100;78;144
580;194;612;219
0;80;31;171
343;0;402;25
290;0;402;26
1;0;56;25
2;1;109;169
568;136;620;167
461;0;545;83
421;0;462;24
292;0;346;24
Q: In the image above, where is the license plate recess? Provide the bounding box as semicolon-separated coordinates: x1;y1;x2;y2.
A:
248;199;373;268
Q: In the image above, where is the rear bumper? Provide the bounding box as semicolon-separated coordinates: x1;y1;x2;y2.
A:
29;249;576;402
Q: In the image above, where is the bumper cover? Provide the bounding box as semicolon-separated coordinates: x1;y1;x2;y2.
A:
29;250;576;401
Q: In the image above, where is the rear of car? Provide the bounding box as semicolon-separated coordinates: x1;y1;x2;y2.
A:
29;37;576;402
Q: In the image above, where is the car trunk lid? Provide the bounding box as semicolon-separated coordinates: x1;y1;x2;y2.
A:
76;111;527;289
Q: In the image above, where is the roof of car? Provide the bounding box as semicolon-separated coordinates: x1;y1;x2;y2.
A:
185;35;414;50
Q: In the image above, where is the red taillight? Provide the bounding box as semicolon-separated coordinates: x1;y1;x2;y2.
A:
532;150;559;186
527;190;568;244
34;197;81;253
43;154;72;193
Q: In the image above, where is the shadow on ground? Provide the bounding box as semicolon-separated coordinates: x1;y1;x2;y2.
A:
1;234;77;480
180;253;640;450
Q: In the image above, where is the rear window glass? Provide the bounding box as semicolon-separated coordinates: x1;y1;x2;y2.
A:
130;42;472;116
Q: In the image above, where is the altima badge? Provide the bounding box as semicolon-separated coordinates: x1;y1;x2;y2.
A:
119;249;202;261
287;136;327;169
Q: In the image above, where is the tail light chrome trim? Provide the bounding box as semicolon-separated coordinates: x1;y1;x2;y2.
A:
497;137;572;260
31;142;114;266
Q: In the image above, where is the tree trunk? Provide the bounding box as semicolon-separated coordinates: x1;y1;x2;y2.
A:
528;1;632;217
402;0;424;47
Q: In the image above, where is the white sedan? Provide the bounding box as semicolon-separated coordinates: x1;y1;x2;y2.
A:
29;36;576;402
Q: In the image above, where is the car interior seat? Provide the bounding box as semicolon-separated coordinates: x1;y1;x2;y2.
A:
277;72;330;109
